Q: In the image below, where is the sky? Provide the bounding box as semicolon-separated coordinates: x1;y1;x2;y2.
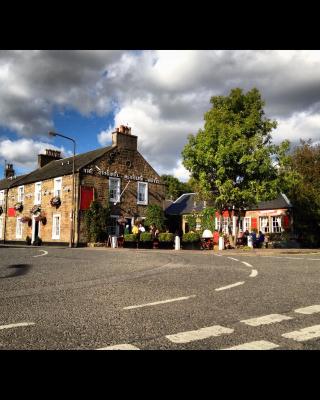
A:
1;50;320;181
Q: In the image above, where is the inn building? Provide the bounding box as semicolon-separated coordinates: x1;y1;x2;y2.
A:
0;126;165;246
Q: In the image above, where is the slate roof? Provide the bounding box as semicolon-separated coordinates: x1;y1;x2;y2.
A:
0;174;28;190
4;146;113;188
165;193;292;215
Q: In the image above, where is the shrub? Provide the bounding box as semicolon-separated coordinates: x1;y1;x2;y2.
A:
145;204;165;231
267;232;282;242
124;234;138;242
182;232;200;242
140;232;153;242
84;200;111;242
158;233;174;242
200;207;216;233
26;236;31;245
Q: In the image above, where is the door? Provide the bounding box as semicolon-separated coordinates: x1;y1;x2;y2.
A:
32;216;40;244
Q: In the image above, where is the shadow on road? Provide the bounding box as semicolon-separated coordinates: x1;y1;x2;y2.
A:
0;264;32;279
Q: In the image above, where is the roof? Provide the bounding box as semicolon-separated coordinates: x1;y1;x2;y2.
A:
8;146;113;187
0;174;28;190
165;193;292;215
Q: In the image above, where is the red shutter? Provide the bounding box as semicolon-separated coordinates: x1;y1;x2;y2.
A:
8;208;16;217
80;187;94;210
251;217;257;229
283;215;290;228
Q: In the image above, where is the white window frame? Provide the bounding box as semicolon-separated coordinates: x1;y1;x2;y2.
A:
259;216;270;233
0;190;4;206
52;214;61;240
34;182;42;205
54;177;62;197
137;182;148;205
0;216;3;239
244;217;251;232
16;217;23;239
271;216;282;233
18;186;24;202
222;217;230;234
109;177;120;203
215;217;221;231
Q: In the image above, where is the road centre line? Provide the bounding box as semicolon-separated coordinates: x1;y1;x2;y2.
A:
166;325;234;344
227;257;239;262
294;305;320;314
0;322;35;330
241;314;292;326
215;281;245;291
282;324;320;342
241;261;253;267
249;269;258;277
225;340;279;350
33;250;48;258
123;295;196;310
96;344;140;350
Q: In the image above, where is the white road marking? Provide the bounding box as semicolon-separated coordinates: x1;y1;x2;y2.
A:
285;257;303;260
214;254;222;257
249;269;258;277
0;322;35;330
241;314;292;326
309;258;320;261
215;281;245;291
166;325;234;344
294;305;320;315
282;325;320;342
123;295;196;310
97;344;140;350
228;257;239;262
241;261;253;267
225;340;279;350
33;250;48;258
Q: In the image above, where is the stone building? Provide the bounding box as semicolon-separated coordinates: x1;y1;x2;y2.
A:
0;126;165;246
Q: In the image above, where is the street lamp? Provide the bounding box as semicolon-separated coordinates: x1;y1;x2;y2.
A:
49;131;76;248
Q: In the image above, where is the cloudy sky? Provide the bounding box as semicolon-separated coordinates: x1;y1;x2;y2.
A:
1;50;320;181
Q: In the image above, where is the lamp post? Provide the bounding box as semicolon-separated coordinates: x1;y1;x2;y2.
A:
49;131;76;248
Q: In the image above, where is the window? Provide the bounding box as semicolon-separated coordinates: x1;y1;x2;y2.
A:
52;214;61;239
109;178;120;203
259;216;270;233
0;216;3;239
222;217;231;234
137;182;148;205
215;217;221;231
16;217;23;239
244;217;251;232
0;190;4;206
18;186;24;202
54;177;62;197
271;216;282;233
34;182;42;204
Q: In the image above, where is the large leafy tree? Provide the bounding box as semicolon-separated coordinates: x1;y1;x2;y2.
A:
182;88;289;235
161;174;193;200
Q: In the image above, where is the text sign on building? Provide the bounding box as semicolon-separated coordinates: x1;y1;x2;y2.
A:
83;166;160;184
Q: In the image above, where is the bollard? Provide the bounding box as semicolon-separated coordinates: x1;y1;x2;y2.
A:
175;235;180;250
248;236;253;248
218;236;224;250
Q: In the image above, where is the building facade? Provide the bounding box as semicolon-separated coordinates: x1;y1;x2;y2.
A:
0;126;165;246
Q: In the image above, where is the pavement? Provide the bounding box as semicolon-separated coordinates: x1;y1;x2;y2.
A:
0;245;320;350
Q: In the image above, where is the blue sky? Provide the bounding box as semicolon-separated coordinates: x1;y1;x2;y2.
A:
1;50;320;181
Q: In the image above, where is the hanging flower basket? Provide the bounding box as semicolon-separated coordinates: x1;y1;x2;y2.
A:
30;205;41;215
20;216;31;223
50;196;61;207
0;206;3;215
14;202;23;212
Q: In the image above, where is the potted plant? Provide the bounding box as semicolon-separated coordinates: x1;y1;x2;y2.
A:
14;202;23;212
26;235;32;245
21;216;31;224
158;232;174;249
123;233;138;248
30;205;41;215
182;232;201;250
139;232;153;249
0;206;3;215
50;196;61;207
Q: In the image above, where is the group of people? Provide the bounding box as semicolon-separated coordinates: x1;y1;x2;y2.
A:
130;222;160;239
240;229;265;247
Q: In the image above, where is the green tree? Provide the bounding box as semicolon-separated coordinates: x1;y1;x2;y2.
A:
182;88;289;239
145;204;165;231
200;206;216;233
84;200;111;242
161;174;193;200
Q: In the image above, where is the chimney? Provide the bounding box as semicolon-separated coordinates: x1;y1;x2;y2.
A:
38;149;62;168
5;163;15;179
112;125;137;151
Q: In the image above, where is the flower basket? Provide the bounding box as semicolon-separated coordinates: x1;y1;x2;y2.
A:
50;196;61;207
30;205;41;215
21;216;31;224
14;202;23;212
0;206;3;215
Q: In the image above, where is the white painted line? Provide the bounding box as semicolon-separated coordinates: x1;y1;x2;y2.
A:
228;257;239;262
282;324;320;342
249;269;258;277
97;344;140;350
0;322;35;330
309;258;320;261
294;305;320;315
241;314;292;326
241;261;253;267
285;257;303;260
225;340;279;350
215;281;245;291
33;250;48;258
214;254;222;257
166;325;234;344
123;295;196;310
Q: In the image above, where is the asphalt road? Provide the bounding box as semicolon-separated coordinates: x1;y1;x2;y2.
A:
0;246;320;350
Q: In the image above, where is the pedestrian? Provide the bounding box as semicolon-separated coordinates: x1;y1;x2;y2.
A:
132;222;139;235
139;223;145;233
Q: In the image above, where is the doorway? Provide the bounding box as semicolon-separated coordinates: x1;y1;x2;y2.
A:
32;216;40;244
